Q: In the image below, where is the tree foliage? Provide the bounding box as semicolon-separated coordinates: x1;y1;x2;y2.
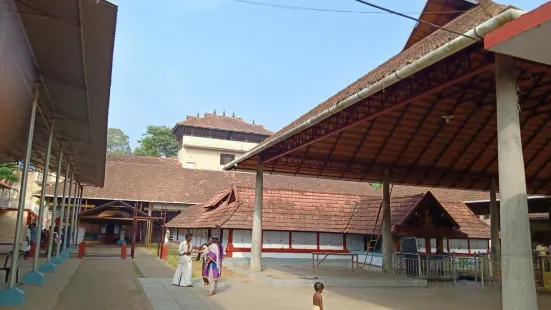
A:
370;183;382;190
0;162;18;183
107;128;131;154
134;125;178;158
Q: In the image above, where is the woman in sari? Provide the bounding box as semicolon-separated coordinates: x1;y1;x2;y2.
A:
202;238;223;296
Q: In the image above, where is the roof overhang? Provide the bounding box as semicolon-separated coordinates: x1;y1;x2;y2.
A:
485;1;551;66
0;0;117;187
223;8;551;195
465;195;551;215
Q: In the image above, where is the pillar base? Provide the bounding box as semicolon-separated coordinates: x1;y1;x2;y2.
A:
39;261;56;273
52;255;64;264
61;250;69;259
22;271;45;285
0;287;25;305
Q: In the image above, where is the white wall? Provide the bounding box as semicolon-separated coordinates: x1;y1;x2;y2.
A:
319;233;343;250
178;136;258;170
233;229;252;248
263;231;289;249
470;239;489;254
291;232;317;250
222;229;229;249
449;239;469;254
346;234;364;251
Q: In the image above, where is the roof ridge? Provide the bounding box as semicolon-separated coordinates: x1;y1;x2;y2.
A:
235;185;376;197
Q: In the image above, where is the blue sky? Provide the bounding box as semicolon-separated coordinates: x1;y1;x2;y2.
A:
108;0;545;148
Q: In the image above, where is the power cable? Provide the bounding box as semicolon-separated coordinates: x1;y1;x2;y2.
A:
353;0;479;41
232;0;467;15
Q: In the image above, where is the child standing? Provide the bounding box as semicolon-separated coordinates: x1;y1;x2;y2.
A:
313;282;324;310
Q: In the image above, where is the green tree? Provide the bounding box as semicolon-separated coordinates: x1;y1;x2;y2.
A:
134;125;178;158
107;128;131;154
0;162;18;183
370;183;382;190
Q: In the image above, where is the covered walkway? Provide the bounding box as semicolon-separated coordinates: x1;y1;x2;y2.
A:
0;0;117;305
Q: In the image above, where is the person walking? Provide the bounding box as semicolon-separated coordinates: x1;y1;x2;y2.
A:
202;237;223;296
172;232;194;287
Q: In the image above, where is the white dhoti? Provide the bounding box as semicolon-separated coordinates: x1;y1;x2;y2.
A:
172;256;192;286
172;240;193;286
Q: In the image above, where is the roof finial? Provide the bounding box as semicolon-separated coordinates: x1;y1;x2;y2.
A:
197;111;200;117
252;118;255;124
223;110;226;116
232;111;235;117
214;109;216;115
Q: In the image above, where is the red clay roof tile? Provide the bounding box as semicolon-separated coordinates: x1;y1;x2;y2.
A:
176;113;272;135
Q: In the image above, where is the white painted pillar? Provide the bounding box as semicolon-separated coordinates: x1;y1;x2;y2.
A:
382;168;393;273
46;150;63;261
496;54;537;310
250;156;263;273
490;177;500;257
7;91;38;288
56;163;70;256
32;121;54;271
62;172;74;251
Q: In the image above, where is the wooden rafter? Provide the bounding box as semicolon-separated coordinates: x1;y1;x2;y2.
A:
261;50;493;164
421;86;493;184
294;144;311;175
317;132;344;177
271;154;494;183
339;119;376;179
400;75;480;183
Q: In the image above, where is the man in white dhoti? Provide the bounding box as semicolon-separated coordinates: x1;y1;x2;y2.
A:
172;232;194;287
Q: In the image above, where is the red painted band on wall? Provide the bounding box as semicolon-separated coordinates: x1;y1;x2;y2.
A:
226;247;349;254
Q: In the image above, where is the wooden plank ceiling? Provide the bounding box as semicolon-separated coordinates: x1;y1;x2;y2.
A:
235;44;551;194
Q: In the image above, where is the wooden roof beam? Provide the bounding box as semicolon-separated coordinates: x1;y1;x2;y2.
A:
262;61;495;165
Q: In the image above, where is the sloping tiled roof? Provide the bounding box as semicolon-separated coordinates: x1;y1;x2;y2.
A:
245;1;508;152
224;187;363;233
43;154;379;204
390;185;491;203
175;113;272;135
167;187;490;238
403;0;479;50
440;201;491;238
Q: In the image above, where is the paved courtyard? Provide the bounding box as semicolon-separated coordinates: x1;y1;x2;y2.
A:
2;246;551;309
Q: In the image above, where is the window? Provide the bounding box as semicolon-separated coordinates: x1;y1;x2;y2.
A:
186;162;195;169
220;153;235;165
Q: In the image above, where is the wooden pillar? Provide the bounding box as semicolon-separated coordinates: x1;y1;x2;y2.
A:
382;168;393;273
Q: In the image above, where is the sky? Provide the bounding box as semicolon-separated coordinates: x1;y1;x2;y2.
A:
107;0;545;148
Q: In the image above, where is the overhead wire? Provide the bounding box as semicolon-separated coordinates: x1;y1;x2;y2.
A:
353;0;479;41
231;0;467;15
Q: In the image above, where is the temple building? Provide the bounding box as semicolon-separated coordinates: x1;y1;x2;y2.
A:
166;186;490;263
173;112;272;170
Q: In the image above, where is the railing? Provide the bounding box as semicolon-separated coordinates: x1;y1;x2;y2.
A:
393;252;549;287
393;253;456;281
0;198;18;209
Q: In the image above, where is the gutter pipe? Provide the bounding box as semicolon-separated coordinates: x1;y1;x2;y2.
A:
223;8;524;171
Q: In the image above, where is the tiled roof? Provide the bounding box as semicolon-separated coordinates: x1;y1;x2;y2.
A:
175;113;272;135
247;1;507;152
42;154;379;204
389;185;491;203
167;187;490;239
441;201;491;238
